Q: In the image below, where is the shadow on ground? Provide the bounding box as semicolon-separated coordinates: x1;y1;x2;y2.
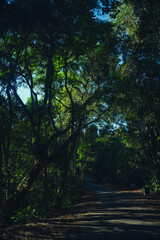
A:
1;178;160;240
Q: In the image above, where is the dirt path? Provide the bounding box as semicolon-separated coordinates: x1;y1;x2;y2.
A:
78;177;160;240
1;178;160;240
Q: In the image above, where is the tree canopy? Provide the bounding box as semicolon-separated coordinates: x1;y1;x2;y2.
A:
0;0;160;224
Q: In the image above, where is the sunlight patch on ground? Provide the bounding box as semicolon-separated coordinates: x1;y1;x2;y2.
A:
107;219;160;226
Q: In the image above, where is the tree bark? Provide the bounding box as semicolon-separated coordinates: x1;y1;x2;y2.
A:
4;160;44;215
3;127;82;218
0;141;3;209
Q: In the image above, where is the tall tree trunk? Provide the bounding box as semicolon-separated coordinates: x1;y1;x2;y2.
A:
3;136;10;201
0;141;3;209
43;163;48;214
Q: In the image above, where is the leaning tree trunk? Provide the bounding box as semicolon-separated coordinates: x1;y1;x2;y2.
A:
3;160;44;219
3;146;64;217
3;128;81;222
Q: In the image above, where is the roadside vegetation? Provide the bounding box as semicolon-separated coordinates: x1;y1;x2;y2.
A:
0;0;160;225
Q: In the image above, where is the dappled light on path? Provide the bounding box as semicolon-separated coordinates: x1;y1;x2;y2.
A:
60;178;160;239
1;178;160;240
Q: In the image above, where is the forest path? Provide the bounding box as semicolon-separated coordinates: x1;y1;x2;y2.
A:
1;177;160;240
59;177;160;240
73;177;160;240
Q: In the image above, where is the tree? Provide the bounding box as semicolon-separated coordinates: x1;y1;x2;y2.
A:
0;0;117;219
109;0;160;189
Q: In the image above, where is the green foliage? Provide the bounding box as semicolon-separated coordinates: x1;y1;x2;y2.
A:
108;0;160;189
1;0;160;225
11;206;39;223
